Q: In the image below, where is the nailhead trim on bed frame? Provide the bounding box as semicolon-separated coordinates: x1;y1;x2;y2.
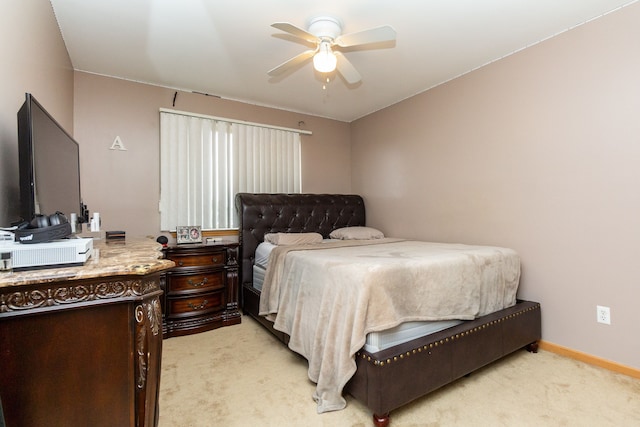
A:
356;303;541;367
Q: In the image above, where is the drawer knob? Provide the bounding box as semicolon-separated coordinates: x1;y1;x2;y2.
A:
178;261;184;267
187;300;208;311
187;277;208;287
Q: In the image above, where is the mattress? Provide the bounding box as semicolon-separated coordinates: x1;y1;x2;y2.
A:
252;246;465;352
363;319;464;352
254;241;276;269
253;264;266;292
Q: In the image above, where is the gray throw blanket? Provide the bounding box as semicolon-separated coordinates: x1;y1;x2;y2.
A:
259;239;520;413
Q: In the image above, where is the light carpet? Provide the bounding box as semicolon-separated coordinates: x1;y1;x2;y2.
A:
159;316;640;427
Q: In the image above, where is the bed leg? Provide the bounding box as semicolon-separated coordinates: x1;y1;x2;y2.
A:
373;413;390;427
526;341;539;353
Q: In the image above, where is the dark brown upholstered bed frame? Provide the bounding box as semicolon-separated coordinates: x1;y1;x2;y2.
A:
236;193;541;427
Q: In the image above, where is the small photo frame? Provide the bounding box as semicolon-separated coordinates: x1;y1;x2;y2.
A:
176;225;202;244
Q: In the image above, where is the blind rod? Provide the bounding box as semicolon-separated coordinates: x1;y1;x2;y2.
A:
160;108;313;135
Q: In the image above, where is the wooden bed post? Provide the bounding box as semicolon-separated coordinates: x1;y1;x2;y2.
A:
373;413;390;427
526;341;539;353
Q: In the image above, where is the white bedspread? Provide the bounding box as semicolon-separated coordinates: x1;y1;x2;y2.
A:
259;238;520;413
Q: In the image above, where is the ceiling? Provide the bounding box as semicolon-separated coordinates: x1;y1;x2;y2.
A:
50;0;636;122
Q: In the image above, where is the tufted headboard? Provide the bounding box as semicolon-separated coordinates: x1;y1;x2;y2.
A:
235;193;366;291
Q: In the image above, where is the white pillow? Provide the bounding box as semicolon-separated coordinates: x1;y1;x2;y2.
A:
329;226;384;240
264;232;323;245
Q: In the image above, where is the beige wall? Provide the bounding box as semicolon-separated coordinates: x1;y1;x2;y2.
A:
73;72;352;237
0;1;74;225
351;3;640;369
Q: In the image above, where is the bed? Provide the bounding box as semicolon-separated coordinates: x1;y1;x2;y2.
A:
236;193;541;427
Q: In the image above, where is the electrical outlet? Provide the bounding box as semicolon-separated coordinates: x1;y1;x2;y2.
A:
596;305;611;325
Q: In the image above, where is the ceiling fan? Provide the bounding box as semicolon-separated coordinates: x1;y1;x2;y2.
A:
267;16;396;84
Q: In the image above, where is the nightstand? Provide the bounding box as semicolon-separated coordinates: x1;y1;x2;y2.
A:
161;242;241;338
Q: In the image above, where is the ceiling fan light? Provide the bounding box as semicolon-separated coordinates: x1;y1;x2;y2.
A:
313;43;337;73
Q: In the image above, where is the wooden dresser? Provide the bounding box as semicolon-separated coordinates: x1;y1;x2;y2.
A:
161;242;241;338
0;237;174;427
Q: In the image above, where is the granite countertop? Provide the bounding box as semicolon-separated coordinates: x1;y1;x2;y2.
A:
0;237;175;288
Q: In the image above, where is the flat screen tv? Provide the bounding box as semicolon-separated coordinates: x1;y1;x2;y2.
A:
17;93;86;224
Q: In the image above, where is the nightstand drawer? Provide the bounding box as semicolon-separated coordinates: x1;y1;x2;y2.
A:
167;291;225;318
168;271;224;293
167;252;225;268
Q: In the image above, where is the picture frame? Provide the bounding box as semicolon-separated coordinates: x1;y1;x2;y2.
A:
176;225;202;244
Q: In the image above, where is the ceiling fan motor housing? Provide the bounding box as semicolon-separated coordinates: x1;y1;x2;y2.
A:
307;16;342;40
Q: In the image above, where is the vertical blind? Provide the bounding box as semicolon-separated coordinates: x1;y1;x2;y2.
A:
160;110;302;231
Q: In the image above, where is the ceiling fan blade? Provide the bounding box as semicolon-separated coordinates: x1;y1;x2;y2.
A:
335;25;396;47
271;22;319;44
335;51;361;84
267;50;316;76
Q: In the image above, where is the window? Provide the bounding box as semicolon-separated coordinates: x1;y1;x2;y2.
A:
159;109;305;231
